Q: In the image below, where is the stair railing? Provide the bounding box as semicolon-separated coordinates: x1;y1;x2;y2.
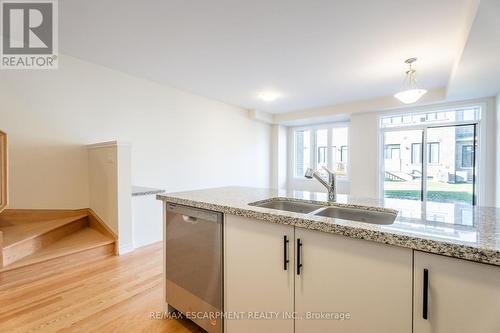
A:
0;130;7;213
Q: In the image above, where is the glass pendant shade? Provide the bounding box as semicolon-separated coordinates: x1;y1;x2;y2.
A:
394;88;427;104
394;60;427;104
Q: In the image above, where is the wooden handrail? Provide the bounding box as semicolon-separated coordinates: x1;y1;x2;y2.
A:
0;130;7;213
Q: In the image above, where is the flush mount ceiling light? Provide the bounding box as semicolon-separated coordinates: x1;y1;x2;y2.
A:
258;90;281;102
394;58;427;104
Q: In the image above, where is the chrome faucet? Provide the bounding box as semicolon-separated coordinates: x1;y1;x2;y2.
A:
305;166;337;201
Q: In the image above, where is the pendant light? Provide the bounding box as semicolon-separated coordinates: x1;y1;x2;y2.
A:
394;58;427;104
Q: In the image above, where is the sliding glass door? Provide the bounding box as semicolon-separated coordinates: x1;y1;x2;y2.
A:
383;124;477;205
383;129;424;201
426;124;477;205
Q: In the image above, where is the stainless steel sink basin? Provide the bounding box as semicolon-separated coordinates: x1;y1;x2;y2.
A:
314;206;397;225
249;198;397;225
251;200;324;214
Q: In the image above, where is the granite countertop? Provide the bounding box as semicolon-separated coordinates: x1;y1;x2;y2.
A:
132;186;165;197
157;186;500;266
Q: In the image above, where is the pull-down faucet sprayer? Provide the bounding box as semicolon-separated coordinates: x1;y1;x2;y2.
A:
305;166;336;202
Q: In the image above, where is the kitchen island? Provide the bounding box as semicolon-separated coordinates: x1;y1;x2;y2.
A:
158;186;500;333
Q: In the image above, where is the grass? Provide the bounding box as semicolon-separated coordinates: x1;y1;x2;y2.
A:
384;181;473;204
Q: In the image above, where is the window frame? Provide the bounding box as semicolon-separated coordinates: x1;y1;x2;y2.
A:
384;144;401;160
378;104;483;206
340;145;348;163
461;144;474;169
380;106;481;129
317;146;327;164
290;122;351;181
411;142;439;165
411;143;422;164
292;129;312;178
428;142;440;165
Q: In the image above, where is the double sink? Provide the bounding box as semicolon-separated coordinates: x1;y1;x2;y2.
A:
249;198;397;225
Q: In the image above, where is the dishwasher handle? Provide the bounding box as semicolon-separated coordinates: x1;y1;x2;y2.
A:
167;203;223;223
182;215;199;224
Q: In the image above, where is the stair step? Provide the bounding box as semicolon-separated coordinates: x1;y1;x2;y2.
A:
0;209;89;224
0;228;115;272
1;214;89;248
1;215;90;266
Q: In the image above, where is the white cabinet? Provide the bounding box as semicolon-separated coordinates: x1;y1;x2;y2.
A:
294;227;413;333
224;215;294;333
413;251;500;333
224;214;413;333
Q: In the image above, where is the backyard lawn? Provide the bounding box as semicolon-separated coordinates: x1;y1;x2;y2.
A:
384;181;473;204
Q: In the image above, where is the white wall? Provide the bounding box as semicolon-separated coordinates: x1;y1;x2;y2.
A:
132;195;163;249
0;55;271;209
88;143;119;234
497;94;500;207
116;143;133;253
349;112;380;198
87;141;133;253
270;125;287;189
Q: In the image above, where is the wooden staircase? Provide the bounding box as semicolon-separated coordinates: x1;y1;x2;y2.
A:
0;209;116;272
0;131;117;273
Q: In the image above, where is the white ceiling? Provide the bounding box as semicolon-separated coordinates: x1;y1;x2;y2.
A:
60;0;479;114
447;0;500;100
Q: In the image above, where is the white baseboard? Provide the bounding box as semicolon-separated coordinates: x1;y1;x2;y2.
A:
118;242;134;255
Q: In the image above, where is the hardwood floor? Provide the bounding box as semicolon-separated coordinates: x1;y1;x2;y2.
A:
0;242;204;333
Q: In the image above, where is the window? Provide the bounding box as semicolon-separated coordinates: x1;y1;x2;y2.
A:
461;145;473;168
315;129;328;172
380;107;481;128
294;130;310;177
428;142;440;164
317;147;327;164
331;127;349;176
411;143;421;164
292;124;349;178
426;112;437;121
411;142;439;164
331;146;337;165
384;144;400;159
381;108;480;206
340;146;348;162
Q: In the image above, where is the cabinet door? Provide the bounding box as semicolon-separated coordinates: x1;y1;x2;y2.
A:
414;251;500;333
295;228;412;333
224;215;294;333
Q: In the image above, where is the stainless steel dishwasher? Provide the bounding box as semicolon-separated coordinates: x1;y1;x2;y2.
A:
165;203;223;333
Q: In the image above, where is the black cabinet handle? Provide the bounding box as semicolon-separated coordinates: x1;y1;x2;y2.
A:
423;268;429;320
297;238;303;275
283;235;289;270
